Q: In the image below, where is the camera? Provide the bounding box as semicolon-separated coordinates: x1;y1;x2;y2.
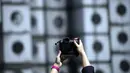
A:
55;37;79;56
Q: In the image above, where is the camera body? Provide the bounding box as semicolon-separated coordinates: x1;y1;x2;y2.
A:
55;37;79;56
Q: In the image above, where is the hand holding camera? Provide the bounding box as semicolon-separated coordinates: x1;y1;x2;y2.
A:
55;37;80;56
74;38;86;56
53;51;62;67
51;38;92;73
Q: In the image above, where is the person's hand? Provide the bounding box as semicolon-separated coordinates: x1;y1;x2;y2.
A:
74;38;86;56
54;51;62;67
74;38;91;67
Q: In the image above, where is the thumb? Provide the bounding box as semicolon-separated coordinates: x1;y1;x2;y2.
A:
57;50;61;57
74;40;79;47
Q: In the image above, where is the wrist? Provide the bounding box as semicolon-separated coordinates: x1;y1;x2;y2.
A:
51;64;60;72
80;52;86;57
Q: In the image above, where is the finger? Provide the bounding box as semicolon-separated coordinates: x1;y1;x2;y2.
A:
79;40;82;45
57;50;61;57
57;57;60;62
55;58;60;64
74;40;79;47
56;55;61;62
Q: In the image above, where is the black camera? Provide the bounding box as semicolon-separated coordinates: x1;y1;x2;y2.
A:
55;37;79;56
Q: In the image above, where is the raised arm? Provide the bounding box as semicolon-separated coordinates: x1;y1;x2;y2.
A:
74;39;94;73
74;39;91;67
50;51;62;73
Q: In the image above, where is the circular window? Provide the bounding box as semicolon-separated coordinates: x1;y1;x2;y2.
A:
120;60;130;72
11;11;23;25
91;13;101;25
54;16;63;29
93;41;103;53
118;32;128;44
117;4;126;16
12;41;24;55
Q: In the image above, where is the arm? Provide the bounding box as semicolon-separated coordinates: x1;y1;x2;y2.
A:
50;64;60;73
50;51;62;73
81;53;94;73
80;52;91;67
74;39;94;73
74;39;91;67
